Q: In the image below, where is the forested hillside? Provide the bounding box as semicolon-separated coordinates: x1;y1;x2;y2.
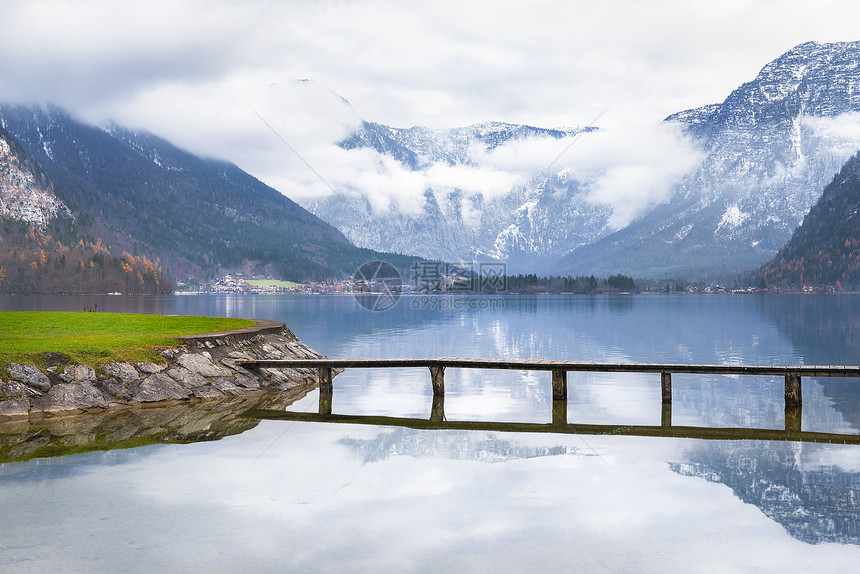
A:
753;153;860;289
0;219;171;294
0;105;416;287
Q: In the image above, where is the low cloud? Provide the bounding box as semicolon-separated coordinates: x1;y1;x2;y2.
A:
565;122;706;229
237;87;705;231
425;163;524;199
235;84;597;218
802;112;860;157
348;153;428;215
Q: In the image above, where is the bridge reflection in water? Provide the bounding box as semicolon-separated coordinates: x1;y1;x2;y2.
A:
244;402;860;444
239;358;860;444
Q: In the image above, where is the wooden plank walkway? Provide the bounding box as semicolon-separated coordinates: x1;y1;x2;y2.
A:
237;358;860;438
239;358;860;405
236;358;860;377
238;358;860;377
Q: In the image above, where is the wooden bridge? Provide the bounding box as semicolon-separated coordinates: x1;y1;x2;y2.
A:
238;358;860;443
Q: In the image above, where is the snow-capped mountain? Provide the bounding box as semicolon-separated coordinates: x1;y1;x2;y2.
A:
305;120;608;272
554;41;860;279
306;41;860;279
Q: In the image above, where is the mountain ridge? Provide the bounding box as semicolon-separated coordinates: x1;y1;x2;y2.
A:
0;104;417;289
305;119;606;272
553;40;860;279
299;41;860;280
6;40;860;284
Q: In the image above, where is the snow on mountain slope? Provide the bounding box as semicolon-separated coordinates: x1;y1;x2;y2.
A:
305;120;616;271
279;75;700;273
0;125;71;229
309;42;860;278
553;41;860;279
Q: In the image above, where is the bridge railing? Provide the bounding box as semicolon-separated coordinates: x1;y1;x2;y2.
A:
237;358;860;436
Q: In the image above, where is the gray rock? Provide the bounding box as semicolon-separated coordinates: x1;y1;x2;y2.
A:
44;383;108;412
134;373;193;402
192;386;224;399
104;362;139;383
59;364;97;384
0;398;30;417
6;364;51;392
97;378;135;401
137;362;166;374
210;377;244;395
1;326;326;417
221;363;254;379
259;343;285;358
232;374;261;390
160;348;182;360
167;367;207;389
0;380;42;398
176;354;232;377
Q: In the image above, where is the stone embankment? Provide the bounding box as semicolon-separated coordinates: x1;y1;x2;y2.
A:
0;320;324;420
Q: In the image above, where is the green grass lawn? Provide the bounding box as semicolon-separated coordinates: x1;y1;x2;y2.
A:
0;312;255;367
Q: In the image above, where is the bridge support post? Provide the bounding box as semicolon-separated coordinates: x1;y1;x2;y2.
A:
661;402;672;427
318;367;333;394
661;372;672;404
430;395;445;423
785;405;802;433
552;370;567;400
552;398;568;426
429;366;445;397
785;373;802;407
319;390;333;415
318;367;333;415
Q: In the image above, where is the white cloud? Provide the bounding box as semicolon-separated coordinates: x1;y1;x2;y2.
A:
564;123;706;229
474;135;584;174
802;112;860;157
0;0;856;227
350;154;428;215
4;0;860;137
224;89;704;230
425;163;523;198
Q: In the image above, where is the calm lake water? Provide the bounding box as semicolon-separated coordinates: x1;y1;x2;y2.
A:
2;293;860;572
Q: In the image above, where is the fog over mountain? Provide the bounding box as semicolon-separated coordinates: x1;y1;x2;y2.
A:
554;41;860;279
295;41;860;279
287;81;702;274
5;41;860;282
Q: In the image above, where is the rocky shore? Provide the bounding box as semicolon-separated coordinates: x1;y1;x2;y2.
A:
0;320;325;420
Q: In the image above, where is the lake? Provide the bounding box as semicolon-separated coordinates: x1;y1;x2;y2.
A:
1;293;860;572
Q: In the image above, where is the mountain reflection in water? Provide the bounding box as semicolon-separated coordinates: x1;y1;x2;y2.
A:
340;427;587;464
347;423;860;545
673;440;860;544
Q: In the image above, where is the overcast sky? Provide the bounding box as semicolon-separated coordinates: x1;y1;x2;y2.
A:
1;0;859;215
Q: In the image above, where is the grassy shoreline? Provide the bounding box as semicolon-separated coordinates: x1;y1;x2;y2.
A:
0;312;254;367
